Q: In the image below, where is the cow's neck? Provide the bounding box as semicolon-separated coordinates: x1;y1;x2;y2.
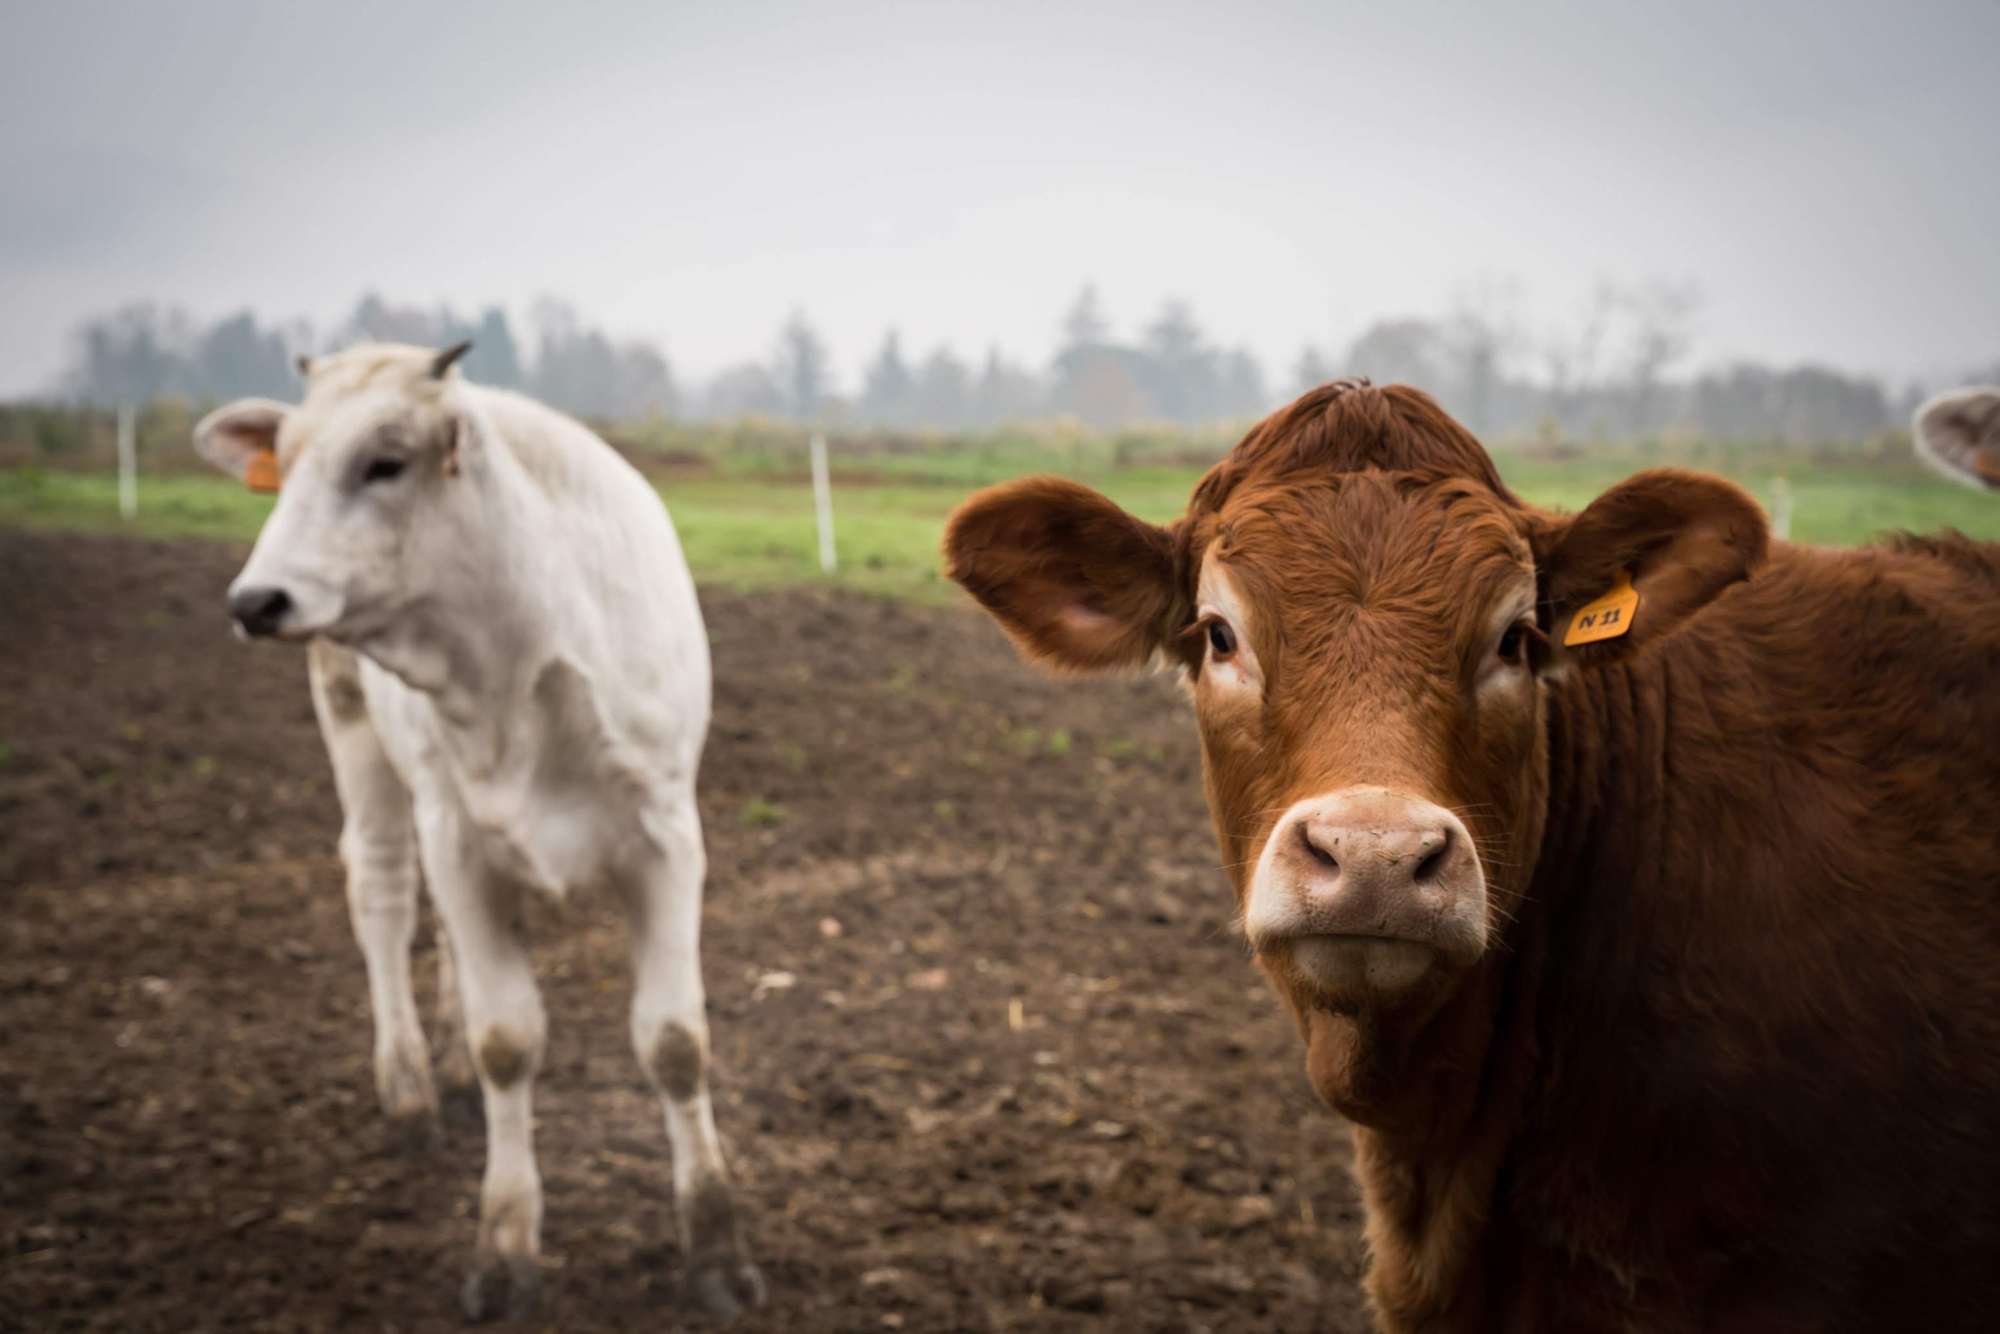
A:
1323;663;1659;1330
354;446;567;754
1342;652;1694;1328
1312;918;1548;1330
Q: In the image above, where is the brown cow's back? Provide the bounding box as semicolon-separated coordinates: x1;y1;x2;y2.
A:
1508;535;2000;1329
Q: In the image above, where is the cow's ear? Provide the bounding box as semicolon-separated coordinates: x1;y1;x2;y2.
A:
1533;468;1767;661
193;398;289;482
945;476;1187;671
1914;387;2000;491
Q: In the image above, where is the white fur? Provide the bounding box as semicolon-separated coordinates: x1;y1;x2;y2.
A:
1913;385;2000;491
199;344;762;1315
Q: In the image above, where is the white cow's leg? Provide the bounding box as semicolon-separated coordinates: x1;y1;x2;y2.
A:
421;814;547;1321
622;799;766;1317
430;913;477;1096
308;641;435;1126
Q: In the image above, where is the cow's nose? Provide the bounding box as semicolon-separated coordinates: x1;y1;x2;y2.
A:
1297;810;1457;892
1249;787;1485;962
229;585;293;638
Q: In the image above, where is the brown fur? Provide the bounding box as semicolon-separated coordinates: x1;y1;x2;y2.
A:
944;380;2000;1331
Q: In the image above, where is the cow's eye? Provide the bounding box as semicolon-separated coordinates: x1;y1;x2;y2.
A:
363;456;406;485
1497;625;1524;662
1206;619;1238;658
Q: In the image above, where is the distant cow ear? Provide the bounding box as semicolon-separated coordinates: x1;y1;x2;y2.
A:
945;476;1188;671
1914;387;2000;491
1535;468;1767;661
193;398;290;483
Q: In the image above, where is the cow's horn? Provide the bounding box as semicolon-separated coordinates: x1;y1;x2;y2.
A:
295;353;313;378
431;340;474;379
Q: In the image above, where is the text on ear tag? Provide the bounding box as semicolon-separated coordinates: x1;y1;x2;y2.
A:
1564;570;1639;646
243;448;281;494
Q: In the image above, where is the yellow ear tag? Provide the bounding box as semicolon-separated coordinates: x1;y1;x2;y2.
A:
243;448;281;494
1563;570;1640;646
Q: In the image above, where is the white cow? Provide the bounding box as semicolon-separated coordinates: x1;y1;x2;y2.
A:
1914;385;2000;490
193;342;765;1319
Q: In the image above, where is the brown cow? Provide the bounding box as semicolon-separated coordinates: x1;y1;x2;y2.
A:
944;380;2000;1332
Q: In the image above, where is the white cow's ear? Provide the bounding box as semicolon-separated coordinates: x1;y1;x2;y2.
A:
193;398;289;481
1914;387;2000;491
441;408;483;479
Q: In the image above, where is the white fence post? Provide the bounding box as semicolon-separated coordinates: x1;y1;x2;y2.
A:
117;406;138;521
1770;476;1792;542
809;431;836;574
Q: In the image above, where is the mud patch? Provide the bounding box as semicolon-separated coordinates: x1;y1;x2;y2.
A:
0;527;1371;1332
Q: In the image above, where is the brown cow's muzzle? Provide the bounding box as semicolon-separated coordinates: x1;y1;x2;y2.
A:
1246;787;1489;1010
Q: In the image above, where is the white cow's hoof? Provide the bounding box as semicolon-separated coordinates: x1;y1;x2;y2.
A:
690;1258;767;1319
461;1251;540;1324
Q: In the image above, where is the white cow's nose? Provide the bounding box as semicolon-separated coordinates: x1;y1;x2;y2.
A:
1247;787;1487;969
229;584;293;638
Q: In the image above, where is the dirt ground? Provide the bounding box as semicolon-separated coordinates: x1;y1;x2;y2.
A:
0;527;1371;1333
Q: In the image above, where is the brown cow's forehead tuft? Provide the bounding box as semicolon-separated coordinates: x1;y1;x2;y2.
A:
1191;380;1521;520
1209;471;1532;610
1177;382;1536;653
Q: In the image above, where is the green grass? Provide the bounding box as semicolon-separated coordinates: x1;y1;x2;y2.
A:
0;467;277;544
1495;455;2000;549
656;467;1200;600
8;452;2000;603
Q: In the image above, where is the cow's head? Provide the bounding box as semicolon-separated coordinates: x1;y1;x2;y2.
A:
194;341;478;643
946;382;1765;1113
1914;386;2000;491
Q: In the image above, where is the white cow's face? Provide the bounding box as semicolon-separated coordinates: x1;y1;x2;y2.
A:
195;343;476;643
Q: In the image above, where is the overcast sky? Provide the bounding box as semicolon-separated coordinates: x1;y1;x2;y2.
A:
1;0;1994;396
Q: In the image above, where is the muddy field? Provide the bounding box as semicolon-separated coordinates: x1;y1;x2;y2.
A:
0;527;1369;1333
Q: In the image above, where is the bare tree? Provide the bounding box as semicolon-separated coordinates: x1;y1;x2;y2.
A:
528;297;676;418
772;310;831;421
861;330;913;426
1220;348;1269;418
1540;279;1619;436
1059;284;1111;357
1139;299;1219;421
1346;320;1446;393
1293;345;1336;395
702;363;785;417
192;312;294;401
1618;280;1700;435
910;346;973;429
971;347;1043;425
66;304;195;404
1443;277;1526;436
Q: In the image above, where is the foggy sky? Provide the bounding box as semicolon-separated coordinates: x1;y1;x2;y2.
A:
2;0;1994;397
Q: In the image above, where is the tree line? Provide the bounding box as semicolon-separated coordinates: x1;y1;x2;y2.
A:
60;296;670;423
51;285;1990;445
